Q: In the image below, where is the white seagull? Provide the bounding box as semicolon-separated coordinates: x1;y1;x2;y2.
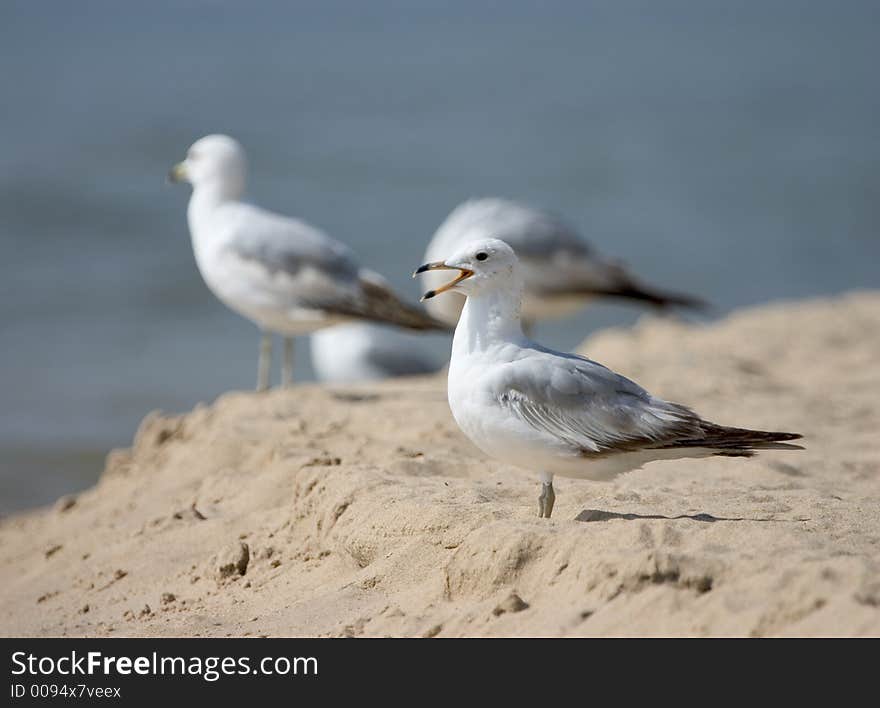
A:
415;238;801;518
310;323;443;384
421;198;705;329
169;134;446;390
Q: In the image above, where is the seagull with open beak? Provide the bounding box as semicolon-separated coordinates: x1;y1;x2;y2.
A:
413;262;475;302
414;238;801;518
167;133;447;391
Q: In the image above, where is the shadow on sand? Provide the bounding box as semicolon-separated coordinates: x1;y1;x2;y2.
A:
574;509;806;523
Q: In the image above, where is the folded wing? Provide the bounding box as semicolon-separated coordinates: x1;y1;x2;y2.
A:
223;204;447;331
428;198;706;311
495;349;801;457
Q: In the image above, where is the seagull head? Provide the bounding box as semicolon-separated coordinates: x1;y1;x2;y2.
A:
414;238;520;301
168;134;247;198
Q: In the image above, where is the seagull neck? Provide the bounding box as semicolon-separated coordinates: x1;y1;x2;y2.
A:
455;287;526;354
187;182;243;228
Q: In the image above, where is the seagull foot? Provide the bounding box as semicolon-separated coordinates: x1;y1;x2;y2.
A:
537;481;555;519
256;332;273;392
281;336;294;388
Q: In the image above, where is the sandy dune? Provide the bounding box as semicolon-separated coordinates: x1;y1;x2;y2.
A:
1;291;878;637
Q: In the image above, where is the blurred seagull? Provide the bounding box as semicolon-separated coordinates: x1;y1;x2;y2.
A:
310;323;444;384
421;198;705;329
169;134;445;390
415;238;801;519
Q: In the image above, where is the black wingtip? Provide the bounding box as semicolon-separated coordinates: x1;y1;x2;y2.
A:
662;424;805;454
658;292;713;312
733;430;805;451
624;285;711;312
764;431;803;442
576;282;710;312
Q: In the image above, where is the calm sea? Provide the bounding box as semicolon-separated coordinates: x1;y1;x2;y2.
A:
1;1;878;512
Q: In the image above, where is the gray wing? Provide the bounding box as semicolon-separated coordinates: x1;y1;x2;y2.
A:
458;200;679;303
490;348;704;455
426;197;591;263
223;204;446;330
491;347;800;455
427;198;704;309
226;203;361;284
425;198;629;297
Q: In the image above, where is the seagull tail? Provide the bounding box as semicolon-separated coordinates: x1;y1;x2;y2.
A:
588;279;710;312
660;422;804;456
358;276;452;332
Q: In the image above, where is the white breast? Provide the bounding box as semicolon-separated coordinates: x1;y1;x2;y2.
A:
447;349;576;470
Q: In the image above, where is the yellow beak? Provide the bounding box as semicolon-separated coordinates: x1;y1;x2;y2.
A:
413;261;474;301
167;162;187;184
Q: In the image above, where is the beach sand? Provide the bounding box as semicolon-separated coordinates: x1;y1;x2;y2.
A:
1;291;878;637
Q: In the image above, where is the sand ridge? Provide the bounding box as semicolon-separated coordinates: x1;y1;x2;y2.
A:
1;291;878;637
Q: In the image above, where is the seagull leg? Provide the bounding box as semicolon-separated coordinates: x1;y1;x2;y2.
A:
257;332;272;392
537;472;555;518
281;336;294;388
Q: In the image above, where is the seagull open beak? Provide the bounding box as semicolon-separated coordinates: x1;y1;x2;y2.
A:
413;261;474;301
167;162;187;184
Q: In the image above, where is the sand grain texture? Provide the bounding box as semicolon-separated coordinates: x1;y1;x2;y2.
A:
1;292;879;637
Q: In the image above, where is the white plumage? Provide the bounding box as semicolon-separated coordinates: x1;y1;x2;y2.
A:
416;238;801;518
170;134;444;389
422;198;703;328
310;323;443;384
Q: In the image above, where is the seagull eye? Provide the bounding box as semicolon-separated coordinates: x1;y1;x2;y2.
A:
475;252;488;261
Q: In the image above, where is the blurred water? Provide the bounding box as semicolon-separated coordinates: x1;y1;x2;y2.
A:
1;0;878;513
